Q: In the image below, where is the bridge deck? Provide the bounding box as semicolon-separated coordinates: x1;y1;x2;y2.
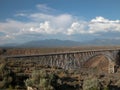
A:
5;48;120;58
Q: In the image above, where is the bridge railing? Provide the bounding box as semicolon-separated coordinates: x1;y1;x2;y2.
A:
5;48;120;58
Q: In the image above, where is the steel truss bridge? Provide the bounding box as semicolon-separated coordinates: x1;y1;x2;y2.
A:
5;48;120;73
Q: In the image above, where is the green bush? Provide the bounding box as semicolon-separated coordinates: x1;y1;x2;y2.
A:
25;69;58;90
83;76;100;90
0;61;13;89
103;87;109;90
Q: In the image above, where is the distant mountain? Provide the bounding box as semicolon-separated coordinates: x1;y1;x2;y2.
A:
1;38;120;48
0;43;19;48
18;39;82;48
85;38;120;45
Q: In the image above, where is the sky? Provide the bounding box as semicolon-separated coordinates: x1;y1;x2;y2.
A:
0;0;120;45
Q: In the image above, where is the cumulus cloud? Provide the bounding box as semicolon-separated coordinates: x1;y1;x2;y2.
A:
91;16;120;23
29;13;73;27
27;13;74;34
67;22;87;35
1;3;120;45
67;16;120;35
0;13;73;42
28;21;56;34
89;16;120;33
0;11;120;44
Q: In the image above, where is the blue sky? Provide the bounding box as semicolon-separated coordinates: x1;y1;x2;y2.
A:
0;0;120;44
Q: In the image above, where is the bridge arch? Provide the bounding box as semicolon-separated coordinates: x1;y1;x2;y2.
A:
84;53;115;73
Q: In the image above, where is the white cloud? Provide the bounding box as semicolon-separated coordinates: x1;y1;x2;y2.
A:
36;4;55;12
88;16;120;33
28;21;56;34
39;21;55;34
15;13;27;17
29;13;54;21
1;3;120;44
0;19;25;35
0;13;120;44
66;16;120;35
28;13;74;34
0;13;73;40
53;14;73;27
91;16;120;23
29;13;73;26
67;22;87;35
91;16;109;23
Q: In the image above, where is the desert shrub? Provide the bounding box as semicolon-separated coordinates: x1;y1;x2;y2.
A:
103;87;109;90
0;59;14;89
83;76;100;90
25;69;58;90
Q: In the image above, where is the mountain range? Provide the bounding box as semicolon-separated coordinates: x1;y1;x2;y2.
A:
1;38;120;48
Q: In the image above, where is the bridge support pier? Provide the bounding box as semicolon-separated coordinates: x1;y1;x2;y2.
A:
109;61;115;73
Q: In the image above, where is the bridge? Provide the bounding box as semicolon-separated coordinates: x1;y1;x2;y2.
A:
4;48;120;73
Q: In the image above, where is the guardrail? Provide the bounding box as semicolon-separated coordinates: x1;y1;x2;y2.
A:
5;48;120;58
